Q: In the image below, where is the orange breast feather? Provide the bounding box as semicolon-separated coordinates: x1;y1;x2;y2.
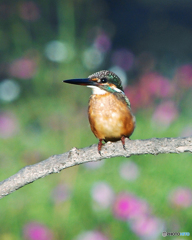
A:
88;93;135;142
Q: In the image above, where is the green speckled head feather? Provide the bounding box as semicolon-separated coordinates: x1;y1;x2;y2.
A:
89;70;124;92
88;70;132;108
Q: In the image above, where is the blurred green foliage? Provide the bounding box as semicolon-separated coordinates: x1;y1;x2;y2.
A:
0;1;192;240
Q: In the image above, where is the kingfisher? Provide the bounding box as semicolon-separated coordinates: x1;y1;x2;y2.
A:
63;70;135;154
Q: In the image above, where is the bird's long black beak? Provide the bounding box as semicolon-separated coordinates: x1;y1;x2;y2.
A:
63;78;96;86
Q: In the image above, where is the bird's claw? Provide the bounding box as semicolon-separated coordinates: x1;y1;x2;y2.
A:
121;136;126;150
98;139;103;155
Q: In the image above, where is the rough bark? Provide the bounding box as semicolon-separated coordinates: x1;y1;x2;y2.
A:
0;137;192;199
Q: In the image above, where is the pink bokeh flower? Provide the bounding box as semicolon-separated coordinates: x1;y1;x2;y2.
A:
113;192;149;221
125;84;152;111
23;222;53;240
94;33;111;53
112;49;134;71
0;112;19;138
169;187;192;208
19;1;40;21
130;216;164;239
125;71;175;112
91;182;114;209
9;57;37;79
152;101;178;127
139;72;174;98
174;64;192;88
119;160;139;181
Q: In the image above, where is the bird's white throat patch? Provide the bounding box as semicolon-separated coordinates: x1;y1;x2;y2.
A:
87;85;125;95
87;86;107;95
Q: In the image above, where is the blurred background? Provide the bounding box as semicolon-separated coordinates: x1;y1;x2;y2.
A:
0;0;192;239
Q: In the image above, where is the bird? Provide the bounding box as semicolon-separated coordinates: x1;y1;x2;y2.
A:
63;70;135;154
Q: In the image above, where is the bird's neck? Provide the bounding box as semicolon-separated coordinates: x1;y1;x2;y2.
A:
87;85;124;95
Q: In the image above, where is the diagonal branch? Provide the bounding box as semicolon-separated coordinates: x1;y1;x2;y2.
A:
0;137;192;199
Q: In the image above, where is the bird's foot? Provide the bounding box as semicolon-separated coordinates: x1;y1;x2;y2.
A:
98;139;103;155
121;136;127;150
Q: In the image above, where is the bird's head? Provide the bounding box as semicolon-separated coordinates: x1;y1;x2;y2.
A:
63;70;124;95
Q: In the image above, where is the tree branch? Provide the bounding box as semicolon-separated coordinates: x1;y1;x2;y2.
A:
0;137;192;199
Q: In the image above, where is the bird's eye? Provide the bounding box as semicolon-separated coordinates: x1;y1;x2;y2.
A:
100;78;107;83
